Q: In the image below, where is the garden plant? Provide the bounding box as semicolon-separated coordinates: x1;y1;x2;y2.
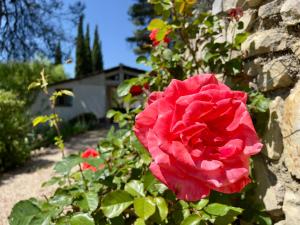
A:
9;1;271;224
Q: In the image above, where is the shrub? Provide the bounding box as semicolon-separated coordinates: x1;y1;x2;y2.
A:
0;90;30;171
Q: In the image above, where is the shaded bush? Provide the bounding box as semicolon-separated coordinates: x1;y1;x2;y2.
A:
0;90;30;171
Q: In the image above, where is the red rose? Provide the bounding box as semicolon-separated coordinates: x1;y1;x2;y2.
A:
130;85;144;96
149;29;170;46
130;83;150;96
134;74;262;201
228;7;243;21
81;148;103;172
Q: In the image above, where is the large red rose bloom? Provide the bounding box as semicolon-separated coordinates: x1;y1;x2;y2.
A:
134;74;262;201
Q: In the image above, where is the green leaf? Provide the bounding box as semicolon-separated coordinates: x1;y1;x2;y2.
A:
86;192;99;211
9;200;41;225
60;89;74;96
204;203;231;216
155;197;168;221
191;199;209;210
147;18;166;30
125;180;145;197
204;203;243;225
101;190;133;218
70;213;94;225
134;197;156;220
163;49;173;61
136;56;147;64
117;80;133;97
180;214;202;225
32;116;50;127
235;32;249;45
106;109;117;119
28;81;41;90
54;155;83;175
134;218;146;225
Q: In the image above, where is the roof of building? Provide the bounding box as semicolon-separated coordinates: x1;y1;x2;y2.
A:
49;64;146;87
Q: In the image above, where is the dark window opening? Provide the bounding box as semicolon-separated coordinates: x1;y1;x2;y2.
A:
55;89;73;107
107;74;120;81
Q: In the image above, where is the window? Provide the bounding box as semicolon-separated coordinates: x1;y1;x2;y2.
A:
124;73;136;79
107;74;120;81
55;89;73;107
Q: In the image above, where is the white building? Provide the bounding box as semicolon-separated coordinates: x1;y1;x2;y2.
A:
30;64;144;122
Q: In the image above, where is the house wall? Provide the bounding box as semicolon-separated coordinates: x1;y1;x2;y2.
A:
31;75;107;121
212;1;300;224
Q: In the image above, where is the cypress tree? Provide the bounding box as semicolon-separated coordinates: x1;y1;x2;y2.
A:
75;15;86;78
54;42;62;65
92;26;104;73
85;24;93;75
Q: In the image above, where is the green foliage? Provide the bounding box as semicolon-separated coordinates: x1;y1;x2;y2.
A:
75;15;87;78
0;61;67;106
0;90;30;171
85;24;93;75
92;26;104;73
127;0;156;55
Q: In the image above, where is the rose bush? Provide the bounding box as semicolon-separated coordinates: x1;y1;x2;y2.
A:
135;74;262;201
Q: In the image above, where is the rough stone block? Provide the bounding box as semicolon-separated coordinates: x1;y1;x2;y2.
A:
258;0;283;19
257;56;294;92
241;29;288;57
262;97;284;160
280;0;300;26
281;81;300;179
282;190;300;225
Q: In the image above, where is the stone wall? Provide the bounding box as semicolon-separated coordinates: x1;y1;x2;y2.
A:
212;1;300;225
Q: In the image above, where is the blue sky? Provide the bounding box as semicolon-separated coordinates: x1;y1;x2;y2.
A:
64;0;148;77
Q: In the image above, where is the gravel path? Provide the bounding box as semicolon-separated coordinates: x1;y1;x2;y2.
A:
0;129;107;225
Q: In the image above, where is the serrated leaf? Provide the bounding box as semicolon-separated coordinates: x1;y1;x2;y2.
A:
54;155;83;175
9;200;41;225
155;197;168;221
125;180;145;197
70;213;94;225
204;203;231;216
180;214;202;225
101;190;133;218
134;197;156;220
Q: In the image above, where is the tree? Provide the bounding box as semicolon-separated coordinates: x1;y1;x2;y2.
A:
75;15;87;78
0;0;84;61
127;0;155;55
54;42;63;65
85;24;93;75
127;0;214;55
92;26;104;73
